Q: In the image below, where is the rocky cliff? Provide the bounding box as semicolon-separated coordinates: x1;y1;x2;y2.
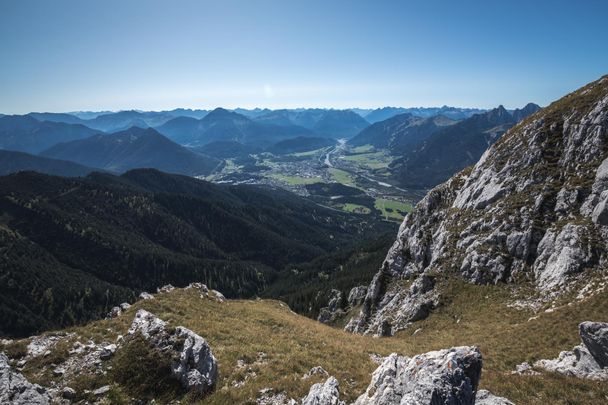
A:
347;75;608;335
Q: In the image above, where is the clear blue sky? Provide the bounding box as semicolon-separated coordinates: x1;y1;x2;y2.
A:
1;0;607;113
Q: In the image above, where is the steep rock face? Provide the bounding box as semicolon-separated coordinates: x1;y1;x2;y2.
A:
317;290;345;324
128;309;218;394
348;75;608;335
0;353;51;404
353;346;482;405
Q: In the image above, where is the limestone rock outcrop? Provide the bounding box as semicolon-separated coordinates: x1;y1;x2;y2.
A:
317;290;345;324
354;346;483;405
0;353;51;405
580;321;608;368
128;309;218;394
347;286;367;307
534;321;608;380
347;75;608;335
475;389;515;405
302;376;345;405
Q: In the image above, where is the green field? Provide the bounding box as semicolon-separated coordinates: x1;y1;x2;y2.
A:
341;150;393;170
340;203;371;214
374;198;413;221
328;167;356;186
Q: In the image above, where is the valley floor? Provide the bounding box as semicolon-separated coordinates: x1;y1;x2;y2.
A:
205;143;421;222
3;282;608;404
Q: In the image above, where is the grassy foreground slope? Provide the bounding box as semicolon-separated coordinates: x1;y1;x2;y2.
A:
4;284;607;404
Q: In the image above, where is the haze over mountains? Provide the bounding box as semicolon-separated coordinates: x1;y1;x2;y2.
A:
0;115;99;154
0;104;536;189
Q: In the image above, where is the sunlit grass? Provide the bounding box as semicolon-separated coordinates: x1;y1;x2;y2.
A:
339;203;371;214
341;150;393;170
374;198;413;221
8;280;608;404
328;168;356;186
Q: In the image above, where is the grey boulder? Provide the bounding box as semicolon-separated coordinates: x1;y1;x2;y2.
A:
534;321;608;380
128;309;218;394
475;389;515;405
0;352;51;405
354;346;482;405
302;376;344;405
580;321;608;368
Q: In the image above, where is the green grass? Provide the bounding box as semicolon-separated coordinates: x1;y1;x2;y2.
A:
350;145;375;153
267;174;322;185
374;198;413;221
340;203;371;214
341;151;393;170
328;168;356;186
11;282;608;404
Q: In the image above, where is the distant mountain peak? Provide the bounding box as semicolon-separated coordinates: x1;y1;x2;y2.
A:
204;107;248;121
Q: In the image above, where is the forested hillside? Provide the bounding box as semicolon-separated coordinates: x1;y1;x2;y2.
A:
0;169;391;337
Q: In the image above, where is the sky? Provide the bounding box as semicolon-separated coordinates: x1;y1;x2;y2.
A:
1;0;607;113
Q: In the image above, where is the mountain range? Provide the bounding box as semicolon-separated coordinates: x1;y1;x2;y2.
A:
389;103;541;188
361;106;488;123
348;113;457;151
156;108;314;147
0;115;99;153
252;108;370;138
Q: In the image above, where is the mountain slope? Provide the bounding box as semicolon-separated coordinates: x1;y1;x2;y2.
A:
0;169;389;337
311;110;370;138
40;127;221;176
348;113;456;151
363;107;408;124
0;150;97;177
346;75;608;336
0;115;99;153
390;104;540;188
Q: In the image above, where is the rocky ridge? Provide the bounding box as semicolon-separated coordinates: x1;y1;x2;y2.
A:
347;75;608;335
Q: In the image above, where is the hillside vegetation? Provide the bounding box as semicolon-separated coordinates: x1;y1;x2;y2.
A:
0;169;390;337
3;284;607;404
